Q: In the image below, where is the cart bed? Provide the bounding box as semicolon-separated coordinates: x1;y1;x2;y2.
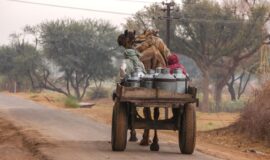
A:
116;84;197;106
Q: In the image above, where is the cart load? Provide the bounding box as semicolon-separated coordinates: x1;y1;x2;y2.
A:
112;67;198;154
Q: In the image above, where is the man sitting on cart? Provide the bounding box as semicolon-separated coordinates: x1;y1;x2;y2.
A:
117;30;146;80
115;30;146;142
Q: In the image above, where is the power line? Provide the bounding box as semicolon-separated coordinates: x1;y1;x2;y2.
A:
113;0;153;3
154;16;244;24
8;0;133;15
7;0;245;24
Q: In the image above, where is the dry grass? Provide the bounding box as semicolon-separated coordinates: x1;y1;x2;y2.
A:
236;81;270;145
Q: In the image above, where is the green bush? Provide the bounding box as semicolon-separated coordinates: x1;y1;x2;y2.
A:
87;87;110;100
222;100;246;112
197;92;246;112
64;96;79;108
208;100;246;113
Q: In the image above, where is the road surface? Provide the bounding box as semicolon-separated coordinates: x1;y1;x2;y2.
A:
0;93;220;160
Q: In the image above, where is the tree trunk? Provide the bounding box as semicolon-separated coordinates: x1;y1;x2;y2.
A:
237;71;251;99
14;81;17;93
201;70;210;112
227;83;236;101
214;84;224;112
74;87;81;100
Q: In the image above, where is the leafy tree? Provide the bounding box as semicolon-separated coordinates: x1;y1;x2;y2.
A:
26;19;119;100
173;0;269;111
125;0;269;111
0;36;41;92
125;3;181;43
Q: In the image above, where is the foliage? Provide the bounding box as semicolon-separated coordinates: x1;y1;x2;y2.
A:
64;96;80;108
209;99;246;112
126;0;269;111
0;40;41;91
87;87;110;100
25;19;119;99
197;91;247;113
174;0;269;111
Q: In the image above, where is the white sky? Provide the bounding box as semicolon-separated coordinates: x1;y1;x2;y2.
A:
0;0;182;45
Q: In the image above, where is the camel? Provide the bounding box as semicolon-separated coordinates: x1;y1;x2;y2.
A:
134;29;173;151
135;29;171;65
117;30;170;151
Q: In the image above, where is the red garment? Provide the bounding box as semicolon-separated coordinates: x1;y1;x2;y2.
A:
167;53;187;75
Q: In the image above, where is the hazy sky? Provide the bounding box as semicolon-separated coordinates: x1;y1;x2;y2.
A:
0;0;182;45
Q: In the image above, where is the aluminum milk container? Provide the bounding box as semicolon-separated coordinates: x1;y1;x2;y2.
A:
154;68;176;92
127;72;140;87
154;67;163;77
173;68;187;93
141;69;155;88
134;67;145;78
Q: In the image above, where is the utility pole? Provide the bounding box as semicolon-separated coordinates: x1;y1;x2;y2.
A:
162;0;175;49
161;0;175;119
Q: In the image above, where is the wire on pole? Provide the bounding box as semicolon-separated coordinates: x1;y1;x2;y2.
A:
7;0;133;15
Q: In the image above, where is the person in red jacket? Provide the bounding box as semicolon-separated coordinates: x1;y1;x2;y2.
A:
167;53;187;75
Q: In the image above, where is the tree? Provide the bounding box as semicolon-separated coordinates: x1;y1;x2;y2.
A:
124;0;269;111
0;36;41;92
124;3;180;43
173;0;269;111
26;19;119;100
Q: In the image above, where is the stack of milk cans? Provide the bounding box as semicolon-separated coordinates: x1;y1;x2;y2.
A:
125;67;188;94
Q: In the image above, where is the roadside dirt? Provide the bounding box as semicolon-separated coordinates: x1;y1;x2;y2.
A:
0;93;219;160
6;91;270;160
0;114;51;160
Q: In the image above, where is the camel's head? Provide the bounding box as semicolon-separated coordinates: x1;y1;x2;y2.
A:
135;29;159;44
117;30;136;49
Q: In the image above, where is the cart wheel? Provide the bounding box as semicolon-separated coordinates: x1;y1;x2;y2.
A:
179;103;196;154
111;101;128;151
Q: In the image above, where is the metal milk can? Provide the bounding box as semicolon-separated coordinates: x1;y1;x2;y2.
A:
173;68;187;93
154;67;163;77
127;72;140;87
134;67;145;78
141;69;155;88
154;68;176;92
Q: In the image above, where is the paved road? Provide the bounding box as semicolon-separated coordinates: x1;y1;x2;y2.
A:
0;93;220;160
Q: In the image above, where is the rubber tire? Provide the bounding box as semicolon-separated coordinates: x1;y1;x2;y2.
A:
179;103;196;154
111;101;128;151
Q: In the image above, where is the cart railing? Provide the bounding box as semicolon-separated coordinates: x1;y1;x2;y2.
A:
116;83;198;106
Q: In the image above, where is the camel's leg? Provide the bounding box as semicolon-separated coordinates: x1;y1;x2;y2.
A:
140;47;166;69
153;48;166;67
172;107;179;120
129;104;138;142
129;129;138;142
150;107;160;151
140;107;151;146
139;48;155;62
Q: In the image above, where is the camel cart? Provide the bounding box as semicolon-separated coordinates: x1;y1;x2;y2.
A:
111;83;198;154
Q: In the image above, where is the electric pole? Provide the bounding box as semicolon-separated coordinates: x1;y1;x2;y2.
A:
162;0;175;49
161;0;175;119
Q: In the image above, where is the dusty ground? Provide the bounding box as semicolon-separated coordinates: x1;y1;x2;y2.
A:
0;93;219;160
5;91;270;160
0;114;50;160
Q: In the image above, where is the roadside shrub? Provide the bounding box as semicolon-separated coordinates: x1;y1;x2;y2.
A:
221;100;246;112
88;87;110;100
201;94;246;113
64;96;79;108
236;81;270;144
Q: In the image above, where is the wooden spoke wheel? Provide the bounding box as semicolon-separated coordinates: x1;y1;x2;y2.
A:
111;101;128;151
179;103;196;154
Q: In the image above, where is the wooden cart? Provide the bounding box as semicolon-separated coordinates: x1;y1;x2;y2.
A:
111;83;198;154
